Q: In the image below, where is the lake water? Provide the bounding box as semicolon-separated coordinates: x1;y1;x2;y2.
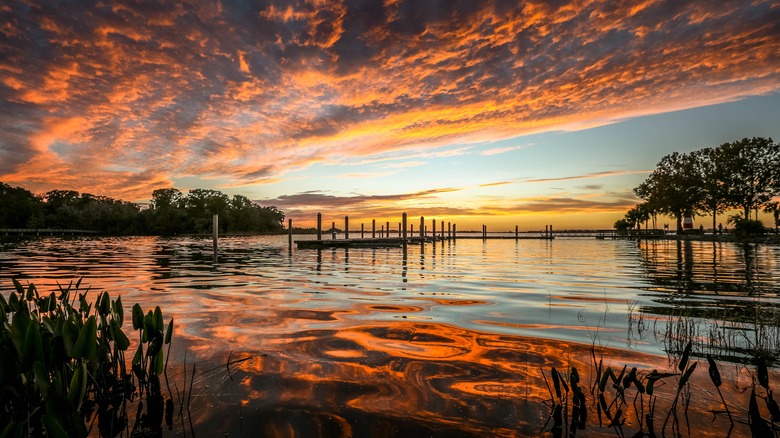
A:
2;236;779;436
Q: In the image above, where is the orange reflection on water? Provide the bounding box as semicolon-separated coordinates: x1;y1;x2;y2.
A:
169;317;759;437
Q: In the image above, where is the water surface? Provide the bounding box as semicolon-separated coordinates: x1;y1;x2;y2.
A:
2;236;779;436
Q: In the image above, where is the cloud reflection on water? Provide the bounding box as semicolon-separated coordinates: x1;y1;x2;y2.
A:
1;236;779;435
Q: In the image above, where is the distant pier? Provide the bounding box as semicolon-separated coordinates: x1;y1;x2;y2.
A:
1;228;98;236
292;214;555;249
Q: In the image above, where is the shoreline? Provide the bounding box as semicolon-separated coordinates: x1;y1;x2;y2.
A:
3;231;779;245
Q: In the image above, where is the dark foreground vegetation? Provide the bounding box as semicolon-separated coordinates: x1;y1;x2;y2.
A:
1;279;174;437
617;137;780;235
540;341;779;437
0;183;285;235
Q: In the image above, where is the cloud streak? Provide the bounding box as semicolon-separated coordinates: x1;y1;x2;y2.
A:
524;170;652;183
0;0;778;199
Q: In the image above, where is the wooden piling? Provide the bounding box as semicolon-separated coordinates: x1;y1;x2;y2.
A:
212;214;218;259
433;219;437;240
332;221;336;239
372;219;376;238
361;223;364;238
515;225;518;240
386;222;390;238
402;213;407;240
448;222;451;240
288;219;292;248
420;216;425;238
317;213;322;240
453;224;457;241
345;216;349;239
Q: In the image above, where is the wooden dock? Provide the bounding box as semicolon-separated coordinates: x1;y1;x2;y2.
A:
296;237;408;249
290;213;564;249
1;228;98;236
454;234;554;240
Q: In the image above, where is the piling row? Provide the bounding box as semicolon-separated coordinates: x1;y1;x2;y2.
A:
289;213;554;249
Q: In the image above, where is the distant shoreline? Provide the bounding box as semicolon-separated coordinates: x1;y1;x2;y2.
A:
2;229;778;245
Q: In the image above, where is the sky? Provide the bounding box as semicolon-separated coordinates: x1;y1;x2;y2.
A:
1;1;779;230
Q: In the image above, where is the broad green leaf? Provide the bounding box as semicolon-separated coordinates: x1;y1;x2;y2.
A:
62;319;79;357
41;415;69;438
11;311;31;353
132;343;143;366
27;283;37;301
110;319;131;351
98;292;111;316
114;296;124;326
33;360;50;395
8;293;19;312
0;421;22;438
154;348;164;376
47;292;57;312
23;319;44;369
154;306;163;332
148;335;163;357
12;278;25;295
132;304;144;330
72;316;97;359
165;318;174;345
67;363;87;411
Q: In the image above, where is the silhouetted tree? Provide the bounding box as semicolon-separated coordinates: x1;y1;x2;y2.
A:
2;183;287;235
718;137;780;220
634;152;703;233
0;182;44;228
765;202;780;234
694;147;729;232
185;189;230;233
146;188;188;234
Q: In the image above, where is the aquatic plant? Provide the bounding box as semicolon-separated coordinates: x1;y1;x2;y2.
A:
541;339;780;437
0;279;173;437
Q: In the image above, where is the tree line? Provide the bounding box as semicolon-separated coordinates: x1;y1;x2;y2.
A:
616;137;780;233
0;183;285;235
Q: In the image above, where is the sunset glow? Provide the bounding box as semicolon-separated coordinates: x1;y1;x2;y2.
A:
2;1;779;229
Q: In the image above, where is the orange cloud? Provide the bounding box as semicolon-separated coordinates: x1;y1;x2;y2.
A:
0;1;778;201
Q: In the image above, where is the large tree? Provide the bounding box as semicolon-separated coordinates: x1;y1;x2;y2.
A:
146;188;188;234
185;189;230;233
634;152;703;233
718;137;780;220
0;182;44;228
693;147;730;231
